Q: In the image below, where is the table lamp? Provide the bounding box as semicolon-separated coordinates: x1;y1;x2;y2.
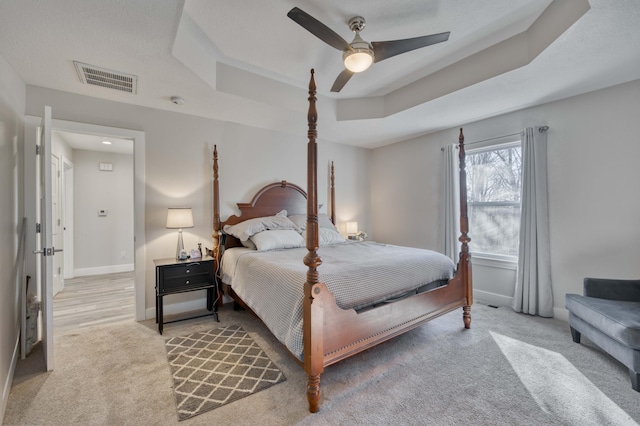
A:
166;207;193;260
346;221;358;240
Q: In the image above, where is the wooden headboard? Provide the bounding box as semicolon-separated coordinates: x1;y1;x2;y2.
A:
212;152;336;252
226;181;307;224
218;181;306;249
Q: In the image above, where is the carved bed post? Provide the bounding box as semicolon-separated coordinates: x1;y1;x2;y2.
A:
330;161;336;224
303;69;324;413
458;129;473;328
212;145;220;253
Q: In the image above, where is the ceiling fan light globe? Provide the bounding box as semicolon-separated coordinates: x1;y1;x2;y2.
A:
343;49;373;73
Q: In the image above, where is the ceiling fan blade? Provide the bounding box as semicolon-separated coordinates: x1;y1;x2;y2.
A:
287;7;350;51
331;69;354;92
372;32;450;63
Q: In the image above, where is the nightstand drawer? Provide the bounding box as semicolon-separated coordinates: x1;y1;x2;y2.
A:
161;272;210;292
161;262;210;280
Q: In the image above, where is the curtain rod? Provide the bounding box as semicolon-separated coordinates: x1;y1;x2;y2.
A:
440;126;549;151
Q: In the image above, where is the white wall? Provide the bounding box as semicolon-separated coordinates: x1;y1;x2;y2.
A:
0;52;25;422
73;150;134;275
52;131;73;161
24;86;371;317
371;79;640;316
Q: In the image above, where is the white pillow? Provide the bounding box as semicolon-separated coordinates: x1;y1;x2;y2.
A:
223;210;296;241
241;238;257;250
288;214;338;232
318;228;346;246
250;229;305;251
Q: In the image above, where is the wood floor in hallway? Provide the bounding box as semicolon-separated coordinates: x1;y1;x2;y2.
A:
53;271;135;335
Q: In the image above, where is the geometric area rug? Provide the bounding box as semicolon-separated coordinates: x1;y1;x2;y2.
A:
164;324;286;421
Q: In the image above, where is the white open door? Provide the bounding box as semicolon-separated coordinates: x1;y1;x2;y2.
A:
51;154;63;296
33;106;58;371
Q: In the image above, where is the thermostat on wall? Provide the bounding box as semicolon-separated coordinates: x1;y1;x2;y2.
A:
98;209;108;217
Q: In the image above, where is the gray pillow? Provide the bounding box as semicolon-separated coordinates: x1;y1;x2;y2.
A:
250;229;305;251
223;210;297;241
318;228;346;246
288;214;338;232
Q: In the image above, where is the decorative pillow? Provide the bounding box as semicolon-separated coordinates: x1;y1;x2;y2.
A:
250;229;305;251
288;214;338;232
223;210;297;241
287;214;306;230
319;228;346;246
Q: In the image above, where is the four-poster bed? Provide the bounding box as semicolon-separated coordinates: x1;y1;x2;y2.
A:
211;70;472;413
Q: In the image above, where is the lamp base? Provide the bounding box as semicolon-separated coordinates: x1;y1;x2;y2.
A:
176;230;188;260
177;251;188;260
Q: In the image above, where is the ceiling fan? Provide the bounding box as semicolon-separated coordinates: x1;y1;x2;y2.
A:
287;7;450;92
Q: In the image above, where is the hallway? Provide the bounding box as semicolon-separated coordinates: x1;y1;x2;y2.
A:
53;271;135;335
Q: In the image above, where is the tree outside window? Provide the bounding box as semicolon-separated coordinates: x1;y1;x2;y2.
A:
466;142;522;258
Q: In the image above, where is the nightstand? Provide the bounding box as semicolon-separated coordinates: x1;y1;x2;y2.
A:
154;255;219;334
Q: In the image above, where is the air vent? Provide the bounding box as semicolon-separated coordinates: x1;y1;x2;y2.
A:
74;61;138;94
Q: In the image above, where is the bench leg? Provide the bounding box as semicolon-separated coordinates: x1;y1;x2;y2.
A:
631;369;639;392
569;327;581;344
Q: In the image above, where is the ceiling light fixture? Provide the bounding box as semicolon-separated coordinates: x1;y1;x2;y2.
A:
102;140;112;145
343;17;373;73
343;43;373;72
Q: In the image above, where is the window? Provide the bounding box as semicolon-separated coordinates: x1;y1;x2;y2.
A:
466;142;522;259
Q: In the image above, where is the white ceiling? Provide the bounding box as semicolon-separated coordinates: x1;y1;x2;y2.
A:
1;0;639;149
55;131;133;155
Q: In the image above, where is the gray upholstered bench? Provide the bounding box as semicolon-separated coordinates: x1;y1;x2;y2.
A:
565;278;640;391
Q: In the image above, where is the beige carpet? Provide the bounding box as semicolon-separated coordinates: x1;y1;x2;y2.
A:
4;303;640;425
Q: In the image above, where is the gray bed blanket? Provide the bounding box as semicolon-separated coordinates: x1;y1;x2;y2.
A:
221;241;456;359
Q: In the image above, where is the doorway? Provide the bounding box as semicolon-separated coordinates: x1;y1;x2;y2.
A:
52;129;136;332
24;116;145;372
45;119;146;322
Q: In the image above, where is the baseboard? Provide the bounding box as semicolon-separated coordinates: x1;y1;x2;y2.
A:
144;298;208;321
473;289;513;308
74;264;134;277
474;289;570;322
1;333;20;424
553;306;569;322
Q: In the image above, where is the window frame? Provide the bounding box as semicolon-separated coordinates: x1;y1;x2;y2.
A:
466;139;522;262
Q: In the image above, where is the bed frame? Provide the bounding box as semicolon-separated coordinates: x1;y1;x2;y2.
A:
212;69;472;413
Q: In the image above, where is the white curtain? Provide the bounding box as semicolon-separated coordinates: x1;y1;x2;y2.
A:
512;127;553;317
443;144;460;261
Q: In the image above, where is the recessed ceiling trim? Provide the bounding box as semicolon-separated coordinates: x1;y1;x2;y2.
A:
73;61;138;94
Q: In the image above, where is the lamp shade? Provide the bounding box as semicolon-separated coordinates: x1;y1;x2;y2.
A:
346;221;358;235
166;208;193;229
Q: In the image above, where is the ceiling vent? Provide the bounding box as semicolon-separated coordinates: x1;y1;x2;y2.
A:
74;61;138;94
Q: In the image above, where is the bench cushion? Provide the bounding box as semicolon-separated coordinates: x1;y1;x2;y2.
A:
565;294;640;350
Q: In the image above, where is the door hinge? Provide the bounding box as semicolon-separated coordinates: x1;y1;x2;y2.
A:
36;223;41;233
36;145;41;155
